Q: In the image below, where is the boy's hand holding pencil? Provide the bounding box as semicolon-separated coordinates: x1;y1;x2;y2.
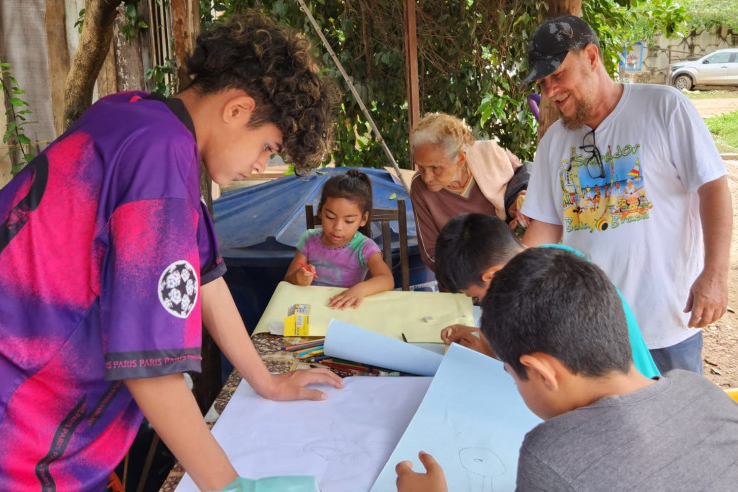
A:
440;324;496;358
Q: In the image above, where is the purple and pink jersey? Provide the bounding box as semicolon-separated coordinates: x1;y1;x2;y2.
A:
297;229;381;288
0;92;225;491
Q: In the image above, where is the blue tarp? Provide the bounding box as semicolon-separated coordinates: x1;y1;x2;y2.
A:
213;167;419;265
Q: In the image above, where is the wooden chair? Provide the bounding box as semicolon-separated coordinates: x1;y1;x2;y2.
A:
305;198;410;291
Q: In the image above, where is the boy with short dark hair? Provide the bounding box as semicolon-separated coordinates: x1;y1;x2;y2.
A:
435;214;658;378
396;248;738;491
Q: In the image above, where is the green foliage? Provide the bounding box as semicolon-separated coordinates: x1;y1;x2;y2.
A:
145;54;178;97
74;1;150;41
0;62;36;175
197;0;690;169
121;0;149;41
705;110;738;152
75;8;86;33
682;0;738;33
628;0;690;42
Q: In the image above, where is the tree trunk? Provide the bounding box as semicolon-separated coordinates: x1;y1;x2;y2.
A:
537;0;582;141
63;0;122;128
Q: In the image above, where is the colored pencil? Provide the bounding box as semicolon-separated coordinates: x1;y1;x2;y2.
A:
319;360;371;372
281;339;325;351
295;345;324;357
297;260;319;278
298;349;324;359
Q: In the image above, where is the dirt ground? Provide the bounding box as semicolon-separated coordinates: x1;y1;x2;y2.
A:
689;95;738;119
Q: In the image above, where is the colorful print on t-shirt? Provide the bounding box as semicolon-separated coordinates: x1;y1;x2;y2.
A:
558;142;652;233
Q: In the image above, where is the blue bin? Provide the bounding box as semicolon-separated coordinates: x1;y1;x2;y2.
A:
213;167;435;335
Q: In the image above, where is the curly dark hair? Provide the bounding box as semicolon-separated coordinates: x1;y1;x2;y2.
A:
185;12;338;171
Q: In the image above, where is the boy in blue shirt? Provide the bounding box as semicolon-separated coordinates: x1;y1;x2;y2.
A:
397;247;738;491
434;213;659;378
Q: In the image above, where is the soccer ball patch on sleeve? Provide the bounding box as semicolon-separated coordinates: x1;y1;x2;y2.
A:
158;260;198;318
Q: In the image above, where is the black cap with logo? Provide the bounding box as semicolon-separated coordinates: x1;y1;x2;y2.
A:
522;15;600;85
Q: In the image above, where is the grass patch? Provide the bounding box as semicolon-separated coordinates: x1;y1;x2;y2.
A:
705;110;738;153
685;90;738;100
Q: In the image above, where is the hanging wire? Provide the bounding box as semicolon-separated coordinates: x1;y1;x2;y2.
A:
296;0;410;193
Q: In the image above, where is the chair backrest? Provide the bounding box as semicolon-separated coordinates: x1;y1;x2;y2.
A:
305;199;410;291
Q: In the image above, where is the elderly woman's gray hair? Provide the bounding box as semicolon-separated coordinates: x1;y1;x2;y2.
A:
409;113;476;160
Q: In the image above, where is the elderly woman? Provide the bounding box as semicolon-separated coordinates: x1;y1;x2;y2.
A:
409;113;528;273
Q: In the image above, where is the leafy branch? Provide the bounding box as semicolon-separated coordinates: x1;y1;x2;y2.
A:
1;62;36;175
145;54;178;97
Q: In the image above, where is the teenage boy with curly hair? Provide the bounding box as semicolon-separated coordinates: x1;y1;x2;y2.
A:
0;13;341;491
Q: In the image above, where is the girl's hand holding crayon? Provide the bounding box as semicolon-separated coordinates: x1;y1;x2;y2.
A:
295;260;318;286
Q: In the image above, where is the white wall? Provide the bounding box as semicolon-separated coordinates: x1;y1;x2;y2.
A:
625;28;738;85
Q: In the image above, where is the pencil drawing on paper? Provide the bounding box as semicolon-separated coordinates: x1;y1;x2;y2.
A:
459;447;505;492
304;437;395;488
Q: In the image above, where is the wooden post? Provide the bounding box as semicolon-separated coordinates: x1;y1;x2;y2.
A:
112;0;150;92
536;0;582;141
45;0;70;137
171;0;199;91
403;0;419;169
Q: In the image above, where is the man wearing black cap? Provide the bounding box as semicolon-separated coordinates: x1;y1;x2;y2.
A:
519;15;731;375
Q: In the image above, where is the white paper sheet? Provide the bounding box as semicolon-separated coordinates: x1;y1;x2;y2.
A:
324;319;444;376
174;376;432;492
371;344;542;491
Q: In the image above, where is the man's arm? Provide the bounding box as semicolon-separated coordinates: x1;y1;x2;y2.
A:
200;277;343;400
522;219;563;247
685;176;732;327
125;374;238;491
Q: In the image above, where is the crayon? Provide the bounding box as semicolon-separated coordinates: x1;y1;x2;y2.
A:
297;260;319;278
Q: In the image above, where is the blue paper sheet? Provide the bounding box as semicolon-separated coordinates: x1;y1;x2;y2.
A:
371;343;542;491
324;319;443;376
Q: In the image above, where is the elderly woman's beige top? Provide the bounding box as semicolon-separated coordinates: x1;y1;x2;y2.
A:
465;140;521;220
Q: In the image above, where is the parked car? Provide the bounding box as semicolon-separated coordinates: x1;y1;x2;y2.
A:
670;48;738;90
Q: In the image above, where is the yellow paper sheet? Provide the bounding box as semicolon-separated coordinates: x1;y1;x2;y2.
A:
253;282;474;343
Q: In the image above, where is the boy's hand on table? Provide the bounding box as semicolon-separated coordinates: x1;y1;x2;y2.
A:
264;368;344;401
395;451;448;492
440;325;495;358
327;285;366;310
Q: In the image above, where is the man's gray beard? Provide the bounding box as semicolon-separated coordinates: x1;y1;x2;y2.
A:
561;102;591;130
